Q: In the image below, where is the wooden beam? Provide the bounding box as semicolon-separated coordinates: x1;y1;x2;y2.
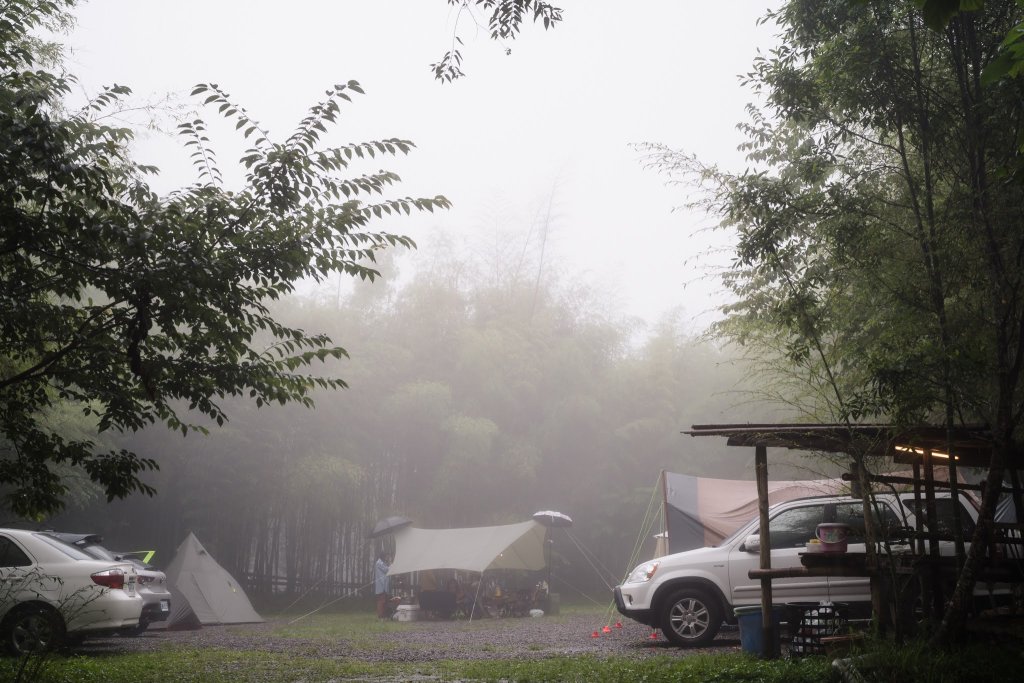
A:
840;472;1021;494
749;566;871;579
755;444;777;658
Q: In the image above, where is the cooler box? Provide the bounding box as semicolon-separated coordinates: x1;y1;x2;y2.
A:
395;604;420;622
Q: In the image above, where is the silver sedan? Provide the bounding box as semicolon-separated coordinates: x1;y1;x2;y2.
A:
0;529;143;654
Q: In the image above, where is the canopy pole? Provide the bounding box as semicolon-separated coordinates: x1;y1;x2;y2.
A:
468;573;484;622
546;527;552;591
661;469;670;553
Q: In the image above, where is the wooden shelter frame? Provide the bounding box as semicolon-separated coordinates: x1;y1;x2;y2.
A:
684;423;1024;658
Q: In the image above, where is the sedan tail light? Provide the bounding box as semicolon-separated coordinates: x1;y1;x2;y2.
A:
91;568;126;590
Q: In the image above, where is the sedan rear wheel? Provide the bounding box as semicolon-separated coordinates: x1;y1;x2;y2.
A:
659;588;722;647
4;605;65;656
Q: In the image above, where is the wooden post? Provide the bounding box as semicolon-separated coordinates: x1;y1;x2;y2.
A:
755;444;777;658
912;462;924;555
923;449;943;616
1011;469;1024;550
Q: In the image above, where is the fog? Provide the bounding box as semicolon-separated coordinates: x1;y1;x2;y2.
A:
49;1;819;602
53;241;825;601
68;0;779;330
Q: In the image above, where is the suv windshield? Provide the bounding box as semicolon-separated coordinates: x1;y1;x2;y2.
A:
835;501;905;543
899;495;977;539
724;496;911;549
719;518;759;547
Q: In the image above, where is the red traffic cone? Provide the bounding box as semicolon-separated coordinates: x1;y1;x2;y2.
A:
615;622;623;629
591;630;600;638
602;625;612;633
649;630;658;640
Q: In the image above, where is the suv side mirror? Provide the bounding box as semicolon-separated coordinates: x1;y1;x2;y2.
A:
742;535;760;553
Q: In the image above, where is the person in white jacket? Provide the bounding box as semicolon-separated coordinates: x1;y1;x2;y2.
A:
374;552;392;619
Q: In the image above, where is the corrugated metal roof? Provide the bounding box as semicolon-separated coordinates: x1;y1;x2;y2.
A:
683;423;993;466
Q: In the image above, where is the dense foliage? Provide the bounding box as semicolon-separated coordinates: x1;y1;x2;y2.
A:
0;0;448;517
642;0;1024;642
430;0;563;82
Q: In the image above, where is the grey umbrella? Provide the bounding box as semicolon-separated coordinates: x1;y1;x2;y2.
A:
368;516;413;538
532;510;573;528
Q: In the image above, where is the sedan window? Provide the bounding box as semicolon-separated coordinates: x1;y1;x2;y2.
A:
32;533;95;560
0;536;33;567
78;544;117;561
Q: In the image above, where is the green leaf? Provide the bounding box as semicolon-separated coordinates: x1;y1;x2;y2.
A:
982;50;1016;85
916;0;978;31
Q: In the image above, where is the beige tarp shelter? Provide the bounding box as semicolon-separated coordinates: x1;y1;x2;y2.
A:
387;520;548;575
662;468;969;554
162;532;263;628
663;472;848;553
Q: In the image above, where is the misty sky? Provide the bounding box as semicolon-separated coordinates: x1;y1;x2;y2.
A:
67;0;779;330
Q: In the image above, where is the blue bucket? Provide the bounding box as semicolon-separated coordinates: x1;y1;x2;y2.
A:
734;605;783;656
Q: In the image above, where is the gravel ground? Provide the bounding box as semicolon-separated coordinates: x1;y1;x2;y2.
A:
71;613;745;663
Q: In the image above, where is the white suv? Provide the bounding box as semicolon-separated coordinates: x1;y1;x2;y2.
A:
615;492;981;646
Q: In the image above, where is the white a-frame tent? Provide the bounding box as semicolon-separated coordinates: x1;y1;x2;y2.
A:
163;532;263;628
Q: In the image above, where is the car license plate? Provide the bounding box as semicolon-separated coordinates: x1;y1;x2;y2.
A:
160;599;170;613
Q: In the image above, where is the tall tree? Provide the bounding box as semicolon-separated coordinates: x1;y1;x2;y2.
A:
643;0;1024;642
0;0;449;517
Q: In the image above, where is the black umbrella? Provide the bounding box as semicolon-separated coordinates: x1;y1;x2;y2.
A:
368;516;413;538
532;510;573;528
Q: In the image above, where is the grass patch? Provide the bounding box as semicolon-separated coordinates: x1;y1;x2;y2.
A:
839;637;1024;682
271;611;399;640
0;649;401;683
1;650;835;683
4;638;1020;683
454;654;835;683
2;605;1020;682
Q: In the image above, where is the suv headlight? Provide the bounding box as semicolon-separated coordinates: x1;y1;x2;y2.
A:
626;561;660;584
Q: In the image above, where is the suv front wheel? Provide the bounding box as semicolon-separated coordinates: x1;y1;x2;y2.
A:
659;587;722;647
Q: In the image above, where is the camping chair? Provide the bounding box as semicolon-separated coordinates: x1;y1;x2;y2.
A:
418;590;456;619
508;588;532;617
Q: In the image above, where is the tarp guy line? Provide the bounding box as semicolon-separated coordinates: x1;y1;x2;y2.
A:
287;579;375;625
621;472;664;582
564;531;617;591
606;472;664;628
